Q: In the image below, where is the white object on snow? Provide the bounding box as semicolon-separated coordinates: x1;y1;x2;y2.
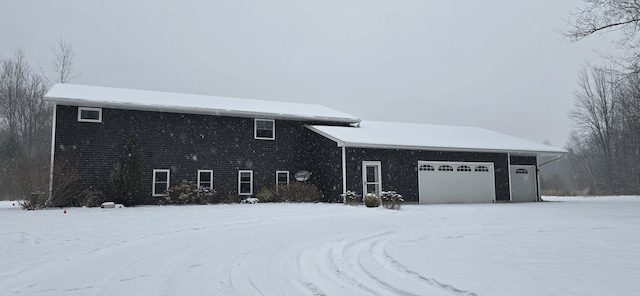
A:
241;197;259;204
100;202;115;208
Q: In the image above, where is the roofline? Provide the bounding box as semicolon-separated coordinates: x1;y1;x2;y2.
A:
46;97;361;124
306;125;567;158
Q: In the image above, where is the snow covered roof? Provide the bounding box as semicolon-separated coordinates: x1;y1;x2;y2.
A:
44;84;360;124
308;121;567;159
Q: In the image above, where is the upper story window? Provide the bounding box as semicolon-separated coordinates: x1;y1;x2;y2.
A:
78;107;102;123
255;119;275;140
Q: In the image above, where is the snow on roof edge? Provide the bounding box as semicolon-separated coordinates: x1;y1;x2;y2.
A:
44;84;361;124
306;122;567;157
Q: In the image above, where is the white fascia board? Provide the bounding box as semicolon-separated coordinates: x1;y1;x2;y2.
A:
46;97;361;124
338;141;567;158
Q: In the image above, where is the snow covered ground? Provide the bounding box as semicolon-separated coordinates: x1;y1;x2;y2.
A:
1;196;638;296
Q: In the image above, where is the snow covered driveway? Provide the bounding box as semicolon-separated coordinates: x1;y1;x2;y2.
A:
1;196;639;296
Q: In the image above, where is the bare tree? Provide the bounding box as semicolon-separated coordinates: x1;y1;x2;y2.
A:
51;38;77;83
570;67;619;163
564;0;640;70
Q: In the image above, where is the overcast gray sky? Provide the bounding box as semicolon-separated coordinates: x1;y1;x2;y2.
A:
0;0;619;147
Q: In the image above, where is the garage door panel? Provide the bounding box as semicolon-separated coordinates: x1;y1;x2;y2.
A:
418;161;495;204
510;165;537;202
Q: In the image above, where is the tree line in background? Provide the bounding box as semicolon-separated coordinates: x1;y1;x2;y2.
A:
0;40;76;204
542;0;640;195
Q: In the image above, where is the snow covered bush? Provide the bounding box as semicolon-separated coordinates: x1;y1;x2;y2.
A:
256;187;278;203
19;191;45;210
83;190;106;208
380;191;403;210
160;180;216;205
341;190;361;206
220;192;242;204
363;193;380;208
277;182;321;203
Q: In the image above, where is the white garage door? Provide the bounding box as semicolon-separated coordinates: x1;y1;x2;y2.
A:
510;165;538;202
418;161;496;204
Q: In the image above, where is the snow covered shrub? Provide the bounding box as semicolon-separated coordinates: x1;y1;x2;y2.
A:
160;180;216;205
19;191;45;210
83;190;105;208
220;192;242;204
341;190;361;206
380;191;403;210
277;182;321;203
256;187;277;203
363;193;380;207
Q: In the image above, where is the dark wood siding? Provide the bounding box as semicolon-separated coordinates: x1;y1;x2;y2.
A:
344;148;511;202
304;129;343;202
53;105;332;204
510;155;537;166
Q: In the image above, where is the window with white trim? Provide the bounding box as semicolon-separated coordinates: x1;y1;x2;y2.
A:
78;107;102;123
197;170;213;189
152;169;170;196
255;119;275;140
276;171;289;187
238;170;253;195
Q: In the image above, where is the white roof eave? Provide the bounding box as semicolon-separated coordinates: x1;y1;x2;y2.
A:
46;96;361;124
338;141;567;158
305;124;568;160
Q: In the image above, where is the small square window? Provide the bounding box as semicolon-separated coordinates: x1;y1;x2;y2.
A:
254;119;275;140
78;107;102;123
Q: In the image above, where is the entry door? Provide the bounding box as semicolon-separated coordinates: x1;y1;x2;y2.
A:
510;165;538;202
362;161;382;198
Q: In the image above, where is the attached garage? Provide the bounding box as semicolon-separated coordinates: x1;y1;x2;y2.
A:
418;161;496;204
308;121;566;204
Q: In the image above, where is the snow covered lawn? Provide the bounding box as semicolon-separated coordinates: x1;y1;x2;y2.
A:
1;196;639;295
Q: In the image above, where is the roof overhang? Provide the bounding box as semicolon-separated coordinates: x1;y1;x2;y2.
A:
307;124;567;164
44;84;361;124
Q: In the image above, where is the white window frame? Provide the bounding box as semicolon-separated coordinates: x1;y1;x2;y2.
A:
77;107;102;123
152;169;170;196
238;170;254;195
362;161;382;198
254;119;275;140
197;170;214;189
276;170;290;188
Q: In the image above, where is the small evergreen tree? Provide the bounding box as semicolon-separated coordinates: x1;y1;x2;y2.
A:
111;135;142;206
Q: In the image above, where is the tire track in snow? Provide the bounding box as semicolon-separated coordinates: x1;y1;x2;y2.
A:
377;240;478;296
